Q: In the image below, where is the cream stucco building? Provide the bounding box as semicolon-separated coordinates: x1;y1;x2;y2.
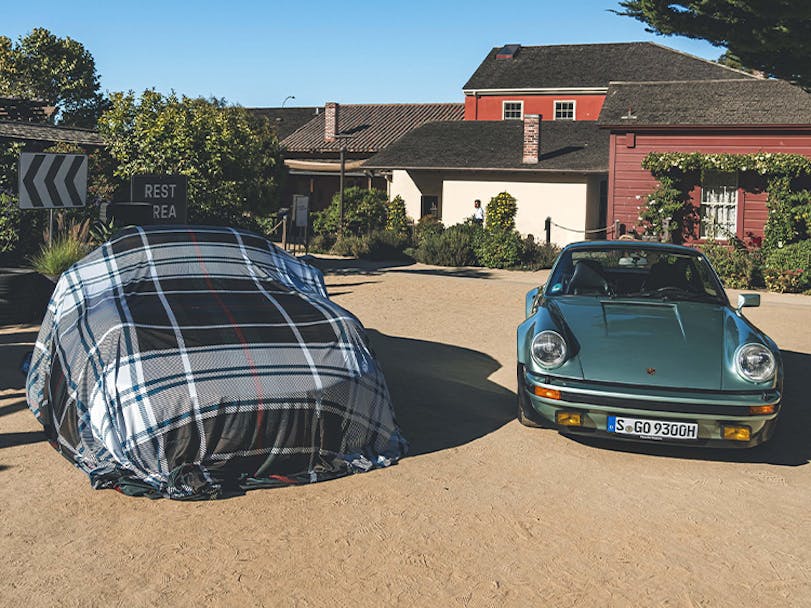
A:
365;120;609;246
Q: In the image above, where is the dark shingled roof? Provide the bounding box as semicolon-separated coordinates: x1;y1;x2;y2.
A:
598;79;811;127
463;42;752;90
281;103;464;153
363;120;608;172
248;106;321;140
0;120;103;145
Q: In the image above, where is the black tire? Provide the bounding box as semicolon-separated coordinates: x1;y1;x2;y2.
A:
517;363;545;428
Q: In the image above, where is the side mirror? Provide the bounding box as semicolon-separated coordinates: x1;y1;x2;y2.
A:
736;293;760;313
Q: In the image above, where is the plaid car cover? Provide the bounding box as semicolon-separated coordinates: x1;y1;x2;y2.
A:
26;226;407;499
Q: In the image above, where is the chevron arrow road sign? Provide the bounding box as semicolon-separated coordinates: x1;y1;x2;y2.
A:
18;152;87;209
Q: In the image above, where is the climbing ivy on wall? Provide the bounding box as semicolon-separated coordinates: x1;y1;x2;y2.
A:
640;152;811;250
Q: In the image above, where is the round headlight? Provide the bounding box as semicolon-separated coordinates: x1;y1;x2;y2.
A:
735;343;776;383
531;330;567;369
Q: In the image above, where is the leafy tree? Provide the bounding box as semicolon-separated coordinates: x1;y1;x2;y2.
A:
615;1;811;87
0;28;106;126
716;49;754;74
98;90;285;228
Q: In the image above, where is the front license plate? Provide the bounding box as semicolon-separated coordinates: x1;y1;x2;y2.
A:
607;416;698;440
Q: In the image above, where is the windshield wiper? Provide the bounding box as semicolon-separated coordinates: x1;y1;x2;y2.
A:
618;287;720;303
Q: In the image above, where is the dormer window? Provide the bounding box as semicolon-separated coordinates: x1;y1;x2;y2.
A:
554;100;576;120
503;101;523;120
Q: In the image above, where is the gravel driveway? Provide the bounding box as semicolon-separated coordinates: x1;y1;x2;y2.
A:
1;259;809;607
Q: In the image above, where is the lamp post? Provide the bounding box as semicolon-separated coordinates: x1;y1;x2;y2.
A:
334;134;353;237
282;95;295;108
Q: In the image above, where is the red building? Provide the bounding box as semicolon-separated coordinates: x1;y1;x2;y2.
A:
598;79;811;242
462;43;747;122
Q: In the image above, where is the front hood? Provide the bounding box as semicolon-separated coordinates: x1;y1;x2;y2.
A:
551;298;725;389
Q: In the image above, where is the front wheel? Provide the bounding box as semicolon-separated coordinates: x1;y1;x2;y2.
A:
517;363;545;428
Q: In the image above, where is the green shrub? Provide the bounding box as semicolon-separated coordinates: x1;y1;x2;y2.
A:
331;234;368;257
307;233;335;253
699;240;763;289
475;229;523;269
313;187;388;237
414;214;444;245
520;236;560;270
386;195;410;236
364;230;411;261
330;230;411;261
485;192;517;232
765;239;811;292
413;223;479;266
763;268;805;293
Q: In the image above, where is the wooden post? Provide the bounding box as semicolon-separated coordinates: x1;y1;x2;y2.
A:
544;216;551;245
281;214;288;251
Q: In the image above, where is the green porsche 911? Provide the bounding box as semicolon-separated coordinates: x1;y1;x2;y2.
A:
517;241;782;447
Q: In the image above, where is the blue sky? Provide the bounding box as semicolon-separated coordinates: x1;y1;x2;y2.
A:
4;0;725;108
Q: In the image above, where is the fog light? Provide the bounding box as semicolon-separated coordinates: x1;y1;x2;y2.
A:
533;386;561;400
748;404;775;415
722;425;752;441
556;411;582;426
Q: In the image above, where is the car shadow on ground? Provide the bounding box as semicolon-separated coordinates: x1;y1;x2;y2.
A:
366;329;515;456
303;256;412;276
306;255;494;280
570;350;811;467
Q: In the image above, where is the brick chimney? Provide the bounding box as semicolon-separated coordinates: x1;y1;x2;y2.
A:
324;102;339;142
522;114;541;164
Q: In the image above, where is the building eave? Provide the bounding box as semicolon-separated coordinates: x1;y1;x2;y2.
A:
364;165;607;174
600;123;811;131
463;87;608;96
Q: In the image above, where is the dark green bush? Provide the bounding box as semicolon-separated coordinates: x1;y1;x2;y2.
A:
307;233;335;254
414;214;444;246
765;239;811;292
330;230;411;261
520;236;560;270
363;230;412;261
699;240;763;289
413;223;479;266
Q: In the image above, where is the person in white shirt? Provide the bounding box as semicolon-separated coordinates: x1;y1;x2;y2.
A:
472;199;484;225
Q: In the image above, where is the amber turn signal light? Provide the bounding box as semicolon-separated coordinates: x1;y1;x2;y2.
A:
748;404;775;415
533;386;561;400
722;425;751;442
555;411;582;426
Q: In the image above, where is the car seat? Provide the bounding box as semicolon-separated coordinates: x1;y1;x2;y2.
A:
567;260;610;295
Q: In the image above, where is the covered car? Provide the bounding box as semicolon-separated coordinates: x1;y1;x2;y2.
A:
26;225;407;499
517;241;782;447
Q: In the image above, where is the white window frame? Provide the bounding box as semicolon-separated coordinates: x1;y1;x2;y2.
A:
700;171;739;240
554;100;576;120
502;100;523;120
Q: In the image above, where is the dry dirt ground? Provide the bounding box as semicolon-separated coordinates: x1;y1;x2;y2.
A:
1;259;810;607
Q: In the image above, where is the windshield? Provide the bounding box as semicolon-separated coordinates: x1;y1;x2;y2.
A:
546;247;725;303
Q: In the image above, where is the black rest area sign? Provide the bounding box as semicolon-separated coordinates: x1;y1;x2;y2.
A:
130;174;188;223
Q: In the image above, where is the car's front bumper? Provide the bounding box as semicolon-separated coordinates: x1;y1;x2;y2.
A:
523;369;781;448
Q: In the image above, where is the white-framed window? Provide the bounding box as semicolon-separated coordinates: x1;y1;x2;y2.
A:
554;100;576;120
502;100;523;120
700;171;738;239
